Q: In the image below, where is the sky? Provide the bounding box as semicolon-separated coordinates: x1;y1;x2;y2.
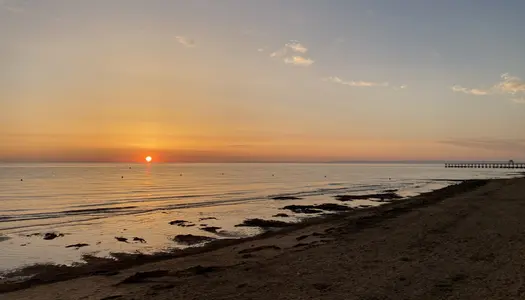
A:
1;0;525;162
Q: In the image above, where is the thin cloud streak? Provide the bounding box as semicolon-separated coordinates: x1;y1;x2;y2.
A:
284;56;314;66
451;85;489;96
325;76;405;89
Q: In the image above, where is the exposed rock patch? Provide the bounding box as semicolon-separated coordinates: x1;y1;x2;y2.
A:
271;196;302;200
235;218;293;228
169;220;196;227
43;233;64;240
200;226;221;234
272;213;290;218
335;192;402;202
65;243;89;249
282;203;351;214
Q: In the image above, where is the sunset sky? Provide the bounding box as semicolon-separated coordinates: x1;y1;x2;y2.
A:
1;0;525;162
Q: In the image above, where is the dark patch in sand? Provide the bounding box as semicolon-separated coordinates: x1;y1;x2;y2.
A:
43;233;64;240
0;236;11;242
114;237;128;243
235;218;293;228
283;204;351;214
199;217;218;221
238;245;281;254
282;205;323;214
273;213;290;218
200;226;221;234
169;220;196;227
335;192;402;202
173;234;216;245
315;203;352;211
271;196;302;200
133;237;147;243
169;220;187;225
65;243;89;249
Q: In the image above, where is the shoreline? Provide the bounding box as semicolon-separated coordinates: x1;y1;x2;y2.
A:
0;179;490;294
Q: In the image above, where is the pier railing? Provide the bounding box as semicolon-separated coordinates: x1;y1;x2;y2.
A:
444;162;525;169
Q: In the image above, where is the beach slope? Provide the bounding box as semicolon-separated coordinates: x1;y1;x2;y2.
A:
3;177;525;300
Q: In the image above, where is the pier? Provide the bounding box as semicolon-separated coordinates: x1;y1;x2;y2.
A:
445;161;525;169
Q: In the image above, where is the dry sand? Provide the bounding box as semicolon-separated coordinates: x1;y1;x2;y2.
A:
2;177;525;300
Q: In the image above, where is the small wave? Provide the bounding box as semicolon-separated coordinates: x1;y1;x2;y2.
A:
0;206;139;224
61;206;138;215
268;184;388;199
65;194;215;209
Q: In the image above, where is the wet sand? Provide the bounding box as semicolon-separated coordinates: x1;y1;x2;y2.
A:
3;177;525;299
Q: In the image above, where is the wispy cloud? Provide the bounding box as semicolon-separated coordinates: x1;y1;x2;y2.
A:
270;40;314;67
284;56;314;66
175;36;196;48
453;73;525;103
325;76;405;89
285;41;308;53
451;85;489;96
495;73;525;95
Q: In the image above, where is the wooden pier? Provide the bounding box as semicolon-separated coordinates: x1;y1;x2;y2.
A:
445;162;525;169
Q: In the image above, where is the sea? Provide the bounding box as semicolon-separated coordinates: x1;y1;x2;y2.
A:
0;163;519;274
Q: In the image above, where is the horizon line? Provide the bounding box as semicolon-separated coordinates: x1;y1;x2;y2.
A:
0;160;523;164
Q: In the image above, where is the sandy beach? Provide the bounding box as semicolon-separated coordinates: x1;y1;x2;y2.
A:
2;177;525;299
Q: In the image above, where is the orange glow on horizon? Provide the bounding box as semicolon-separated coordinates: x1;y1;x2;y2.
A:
145;156;152;163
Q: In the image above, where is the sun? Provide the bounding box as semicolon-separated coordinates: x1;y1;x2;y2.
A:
145;156;152;163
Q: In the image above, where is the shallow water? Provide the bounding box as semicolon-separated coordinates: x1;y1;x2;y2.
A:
0;163;517;273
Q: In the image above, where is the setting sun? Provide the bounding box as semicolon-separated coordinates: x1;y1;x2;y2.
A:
145;156;152;163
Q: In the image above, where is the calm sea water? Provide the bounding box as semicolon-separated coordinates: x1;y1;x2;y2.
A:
0;163;518;274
